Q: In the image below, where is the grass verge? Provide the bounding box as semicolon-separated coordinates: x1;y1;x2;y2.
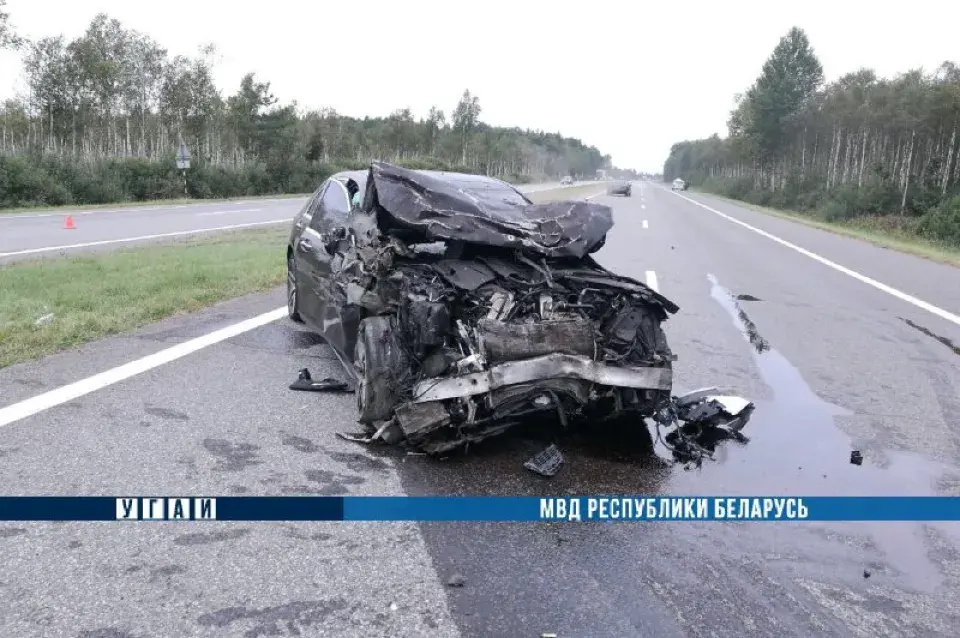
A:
694;190;960;268
0;227;288;369
0;192;311;215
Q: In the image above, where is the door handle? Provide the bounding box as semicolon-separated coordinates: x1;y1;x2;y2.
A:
297;238;313;252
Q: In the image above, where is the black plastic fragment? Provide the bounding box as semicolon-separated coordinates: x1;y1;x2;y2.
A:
524;444;564;477
289;368;353;393
850;450;863;466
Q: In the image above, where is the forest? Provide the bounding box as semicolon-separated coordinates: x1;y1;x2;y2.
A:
663;27;960;246
0;6;611;208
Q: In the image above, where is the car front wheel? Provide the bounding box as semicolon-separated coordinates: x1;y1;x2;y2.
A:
287;252;303;323
354;315;409;423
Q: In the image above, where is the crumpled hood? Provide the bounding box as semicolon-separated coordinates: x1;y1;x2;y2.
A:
362;161;614;259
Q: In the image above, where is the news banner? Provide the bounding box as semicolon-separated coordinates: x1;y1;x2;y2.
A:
0;496;958;522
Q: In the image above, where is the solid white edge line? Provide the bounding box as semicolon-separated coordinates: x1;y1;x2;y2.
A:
0;307;288;429
645;270;659;292
664;188;960;327
0;219;289;257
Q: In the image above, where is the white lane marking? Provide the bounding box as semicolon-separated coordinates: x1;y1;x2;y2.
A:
646;270;659;292
666;189;960;327
642;220;649;229
197;208;262;217
642;204;646;209
0;220;289;258
0;307;288;429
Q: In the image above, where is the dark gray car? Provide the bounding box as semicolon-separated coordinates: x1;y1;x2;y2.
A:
607;180;632;196
286;162;751;459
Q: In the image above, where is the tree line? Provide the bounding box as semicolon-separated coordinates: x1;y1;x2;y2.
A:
663;27;960;246
0;8;612;208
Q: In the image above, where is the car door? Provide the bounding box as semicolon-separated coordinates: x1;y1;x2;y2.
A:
291;184;325;322
297;179;352;348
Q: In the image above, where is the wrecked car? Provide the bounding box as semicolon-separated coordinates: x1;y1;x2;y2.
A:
287;162;751;461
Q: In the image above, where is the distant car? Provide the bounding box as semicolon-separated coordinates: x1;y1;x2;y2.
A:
671;178;686;191
607;180;632;197
561;176;574;186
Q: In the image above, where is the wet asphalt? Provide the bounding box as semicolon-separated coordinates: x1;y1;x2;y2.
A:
0;181;959;637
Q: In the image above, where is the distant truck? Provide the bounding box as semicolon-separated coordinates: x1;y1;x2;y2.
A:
671;178;687;191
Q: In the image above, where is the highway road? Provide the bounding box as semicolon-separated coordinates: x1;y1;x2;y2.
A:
0;180;600;260
1;181;959;637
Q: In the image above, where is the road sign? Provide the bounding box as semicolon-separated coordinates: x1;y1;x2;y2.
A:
176;141;191;170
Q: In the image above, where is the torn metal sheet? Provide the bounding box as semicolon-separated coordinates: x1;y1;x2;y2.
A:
363;161;614;259
433;259;496;290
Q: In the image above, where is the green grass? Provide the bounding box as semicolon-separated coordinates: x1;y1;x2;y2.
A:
0;227;289;369
0;192;310;215
694;190;960;268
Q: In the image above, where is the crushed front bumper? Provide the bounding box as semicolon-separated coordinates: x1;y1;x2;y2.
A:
410;353;672;403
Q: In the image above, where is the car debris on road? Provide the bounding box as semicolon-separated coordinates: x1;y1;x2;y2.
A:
286;161;754;467
288;368;353;393
524;444;565;477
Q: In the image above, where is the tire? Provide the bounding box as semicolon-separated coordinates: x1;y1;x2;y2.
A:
354;315;409;423
287;251;303;323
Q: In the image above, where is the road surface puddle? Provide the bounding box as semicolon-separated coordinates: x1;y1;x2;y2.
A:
665;274;960;594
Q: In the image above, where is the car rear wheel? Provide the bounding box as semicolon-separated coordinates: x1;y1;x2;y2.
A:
354;315;409;423
287;252;303;323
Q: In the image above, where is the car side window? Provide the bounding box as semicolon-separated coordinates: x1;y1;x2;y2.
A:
306;185;325;217
295;184;323;228
320;181;350;223
307;183;332;233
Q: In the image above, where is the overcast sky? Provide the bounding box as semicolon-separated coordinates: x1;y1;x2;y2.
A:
1;0;958;173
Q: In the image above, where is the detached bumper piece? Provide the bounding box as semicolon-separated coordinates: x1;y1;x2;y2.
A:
652;388;754;466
